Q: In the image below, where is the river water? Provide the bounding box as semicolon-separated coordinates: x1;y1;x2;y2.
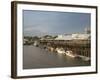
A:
23;45;90;69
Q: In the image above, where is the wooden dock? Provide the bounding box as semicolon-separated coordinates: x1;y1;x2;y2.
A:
39;39;90;57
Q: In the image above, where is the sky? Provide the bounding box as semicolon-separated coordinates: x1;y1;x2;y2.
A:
23;10;90;37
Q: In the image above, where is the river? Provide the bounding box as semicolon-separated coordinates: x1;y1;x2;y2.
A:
23;45;90;69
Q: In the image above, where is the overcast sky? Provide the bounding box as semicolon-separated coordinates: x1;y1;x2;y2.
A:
23;10;90;37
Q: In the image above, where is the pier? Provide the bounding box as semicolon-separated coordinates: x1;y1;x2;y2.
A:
39;39;90;58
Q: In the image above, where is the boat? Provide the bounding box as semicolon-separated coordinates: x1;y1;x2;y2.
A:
83;57;90;61
33;41;39;47
65;50;77;58
47;46;55;52
77;55;90;61
56;48;65;54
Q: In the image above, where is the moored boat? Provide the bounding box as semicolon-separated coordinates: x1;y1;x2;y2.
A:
77;55;90;61
56;48;65;54
33;41;39;47
65;50;77;58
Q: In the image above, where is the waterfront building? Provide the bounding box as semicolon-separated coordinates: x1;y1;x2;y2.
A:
55;33;90;40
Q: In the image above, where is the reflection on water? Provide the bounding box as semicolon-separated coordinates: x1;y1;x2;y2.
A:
23;46;90;69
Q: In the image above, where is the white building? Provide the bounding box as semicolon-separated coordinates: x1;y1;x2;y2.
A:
55;34;72;40
72;33;90;40
55;33;90;40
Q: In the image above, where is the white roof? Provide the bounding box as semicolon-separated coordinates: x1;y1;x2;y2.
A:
55;35;72;40
55;34;90;40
